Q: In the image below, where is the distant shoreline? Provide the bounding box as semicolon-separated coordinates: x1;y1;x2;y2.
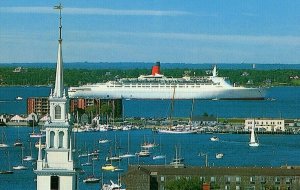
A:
1;66;300;87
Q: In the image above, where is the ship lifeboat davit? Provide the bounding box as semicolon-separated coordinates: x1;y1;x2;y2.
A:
152;61;160;75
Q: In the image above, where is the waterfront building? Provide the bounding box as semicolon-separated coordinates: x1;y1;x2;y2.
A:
191;115;218;126
0;114;8;123
123;165;300;190
244;118;286;132
69;98;122;118
27;97;50;117
34;5;77;190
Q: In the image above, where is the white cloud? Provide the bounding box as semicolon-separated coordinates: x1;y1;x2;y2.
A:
67;30;300;46
0;6;192;16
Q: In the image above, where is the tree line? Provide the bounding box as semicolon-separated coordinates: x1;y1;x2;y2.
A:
1;67;300;87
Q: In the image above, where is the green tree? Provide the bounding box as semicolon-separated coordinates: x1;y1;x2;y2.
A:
165;177;203;190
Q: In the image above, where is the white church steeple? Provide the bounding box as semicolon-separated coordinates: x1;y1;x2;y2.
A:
35;4;77;190
53;4;64;98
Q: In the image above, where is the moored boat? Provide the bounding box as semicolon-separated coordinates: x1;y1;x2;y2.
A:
210;136;219;142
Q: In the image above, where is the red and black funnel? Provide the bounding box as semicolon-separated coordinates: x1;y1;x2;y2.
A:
151;61;160;75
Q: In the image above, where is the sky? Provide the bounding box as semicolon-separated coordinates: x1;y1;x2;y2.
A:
1;0;300;64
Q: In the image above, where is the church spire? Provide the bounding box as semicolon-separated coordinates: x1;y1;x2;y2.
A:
53;4;64;98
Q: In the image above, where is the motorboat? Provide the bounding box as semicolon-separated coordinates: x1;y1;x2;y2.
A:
216;153;224;159
99;139;111;144
15;96;23;101
101;164;116;171
83;176;100;183
136;148;150;157
210;136;219;142
153;155;166;160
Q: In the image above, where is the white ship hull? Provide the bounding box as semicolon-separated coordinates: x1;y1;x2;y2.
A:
69;85;266;100
68;63;266;100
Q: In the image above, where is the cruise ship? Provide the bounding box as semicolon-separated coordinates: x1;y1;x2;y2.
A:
68;62;266;100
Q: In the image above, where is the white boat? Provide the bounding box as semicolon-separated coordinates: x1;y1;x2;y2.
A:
153;155;166;160
170;145;184;167
15;96;23;100
119;132;135;158
30;133;46;138
249;124;259;147
81;153;92;166
0;150;14;174
158;88;197;134
136;148;150;157
0;143;9;148
69;62;266;100
83;176;100;183
0;128;9;148
13;147;28;170
29;119;45;138
99;139;111;144
158;128;197;134
216;153;224;159
83;160;100;183
152;137;166;160
210;136;219;142
101;180;125;190
14;126;23;147
106;135;122;162
23;141;36;161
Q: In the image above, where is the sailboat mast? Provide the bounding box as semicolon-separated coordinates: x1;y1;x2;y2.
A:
169;86;176;126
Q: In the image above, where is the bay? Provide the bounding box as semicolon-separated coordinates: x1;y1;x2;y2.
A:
1;86;300;118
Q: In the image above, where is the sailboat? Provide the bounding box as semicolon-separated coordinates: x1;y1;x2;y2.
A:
153;137;165;160
81;150;92;166
0;150;14;174
119;132;135;158
158;87;196;134
170;145;184;167
14;126;23;147
13;147;28;170
249;124;259;147
141;135;159;149
0;127;9;148
101;175;125;190
29;118;45;138
23;141;36;161
106;135;122;162
83;160;100;183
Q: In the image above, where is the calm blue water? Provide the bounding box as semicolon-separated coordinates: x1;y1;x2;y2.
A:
1;86;300;118
1;127;300;190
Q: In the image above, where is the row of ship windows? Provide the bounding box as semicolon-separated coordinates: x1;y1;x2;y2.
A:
109;84;221;88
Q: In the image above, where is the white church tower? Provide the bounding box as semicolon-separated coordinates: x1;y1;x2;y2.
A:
35;4;77;190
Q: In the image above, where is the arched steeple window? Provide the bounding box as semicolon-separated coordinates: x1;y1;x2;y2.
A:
55;105;61;119
58;131;64;148
50;131;55;148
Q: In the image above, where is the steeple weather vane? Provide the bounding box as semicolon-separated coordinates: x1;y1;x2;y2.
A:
54;4;63;40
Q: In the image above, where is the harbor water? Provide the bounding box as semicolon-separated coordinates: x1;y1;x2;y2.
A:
1;127;300;190
1;86;300;189
1;86;300;118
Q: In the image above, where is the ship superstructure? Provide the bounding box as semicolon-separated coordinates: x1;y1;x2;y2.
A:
68;62;265;100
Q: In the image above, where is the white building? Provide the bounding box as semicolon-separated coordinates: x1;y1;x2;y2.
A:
244;118;285;132
34;5;77;190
